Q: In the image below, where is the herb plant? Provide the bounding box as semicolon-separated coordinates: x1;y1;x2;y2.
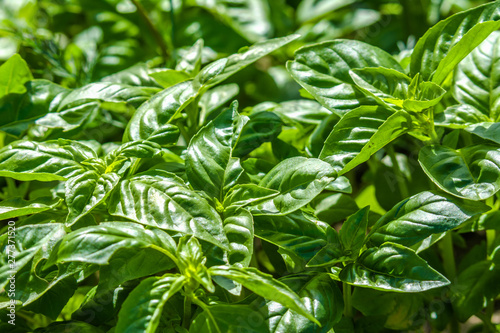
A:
1;0;500;332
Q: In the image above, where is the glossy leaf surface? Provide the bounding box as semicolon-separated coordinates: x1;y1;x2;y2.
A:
340;243;449;292
419;145;500;200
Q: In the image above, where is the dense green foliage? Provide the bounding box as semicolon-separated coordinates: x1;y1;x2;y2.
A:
0;0;500;332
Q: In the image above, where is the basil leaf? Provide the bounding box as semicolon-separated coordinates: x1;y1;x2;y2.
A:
0;53;33;98
0;197;61;220
254;211;330;262
0;224;66;289
0;80;68;137
250;273;343;332
435;104;491;128
209;265;320;325
454;31;500;121
222;207;253;268
253;157;337;215
108;170;229;249
451;258;500;322
186;101;247;201
339;206;369;256
65;171;121;226
319;106;411;174
47;222;176;266
340;243;449;292
465;122;500;145
287;40;402;115
191;0;272;42
369;191;489;247
116;275;186;333
0;140;96;181
411;2;500;84
419;144;500;201
190;304;268;333
176;39;204;76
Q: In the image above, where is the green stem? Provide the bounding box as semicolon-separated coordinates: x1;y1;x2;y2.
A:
487;230;496;260
343;282;353;317
477;311;496;333
440;232;459;333
183;296;192;329
177;121;191;144
150;244;179;266
449;318;460;333
440;232;456;281
6;178;17;198
386;144;409;199
131;0;169;62
193;297;222;333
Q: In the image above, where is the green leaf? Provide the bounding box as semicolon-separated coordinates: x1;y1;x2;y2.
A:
186;101;247;200
319;106;411;174
176;39;204;76
191;0;272;42
124;80;198;142
72;284;133;326
250;273;343;332
306;227;345;268
116;275;186;333
269;99;332;129
369;191;489;247
16;269;78;320
339;206;369;256
252;157;336;215
233;111;282;157
435;105;491;128
126;35;298;143
287;40;403;115
97;247;175;294
0;80;68;137
65;171;121;226
176;236;215;292
296;0;356;23
222;207;253;268
0;197;61;220
222;184;279;209
190;304;269;333
209;265;320;325
419;144;500;200
453;31;500;120
0;53;33;98
349;67;410;103
100;63;163;88
451;259;500;322
410;2;500;84
254;210;330;262
352;288;424;331
0;224;66;289
402;82;446;112
108;170;229;249
465;122;500;145
32;321;104;333
47;222;176;266
149;69;191;88
340;242;449;292
196;34;299;90
37;83;152;131
0;140;96;181
56;83;150;110
199;84;239;123
314;193;359;224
